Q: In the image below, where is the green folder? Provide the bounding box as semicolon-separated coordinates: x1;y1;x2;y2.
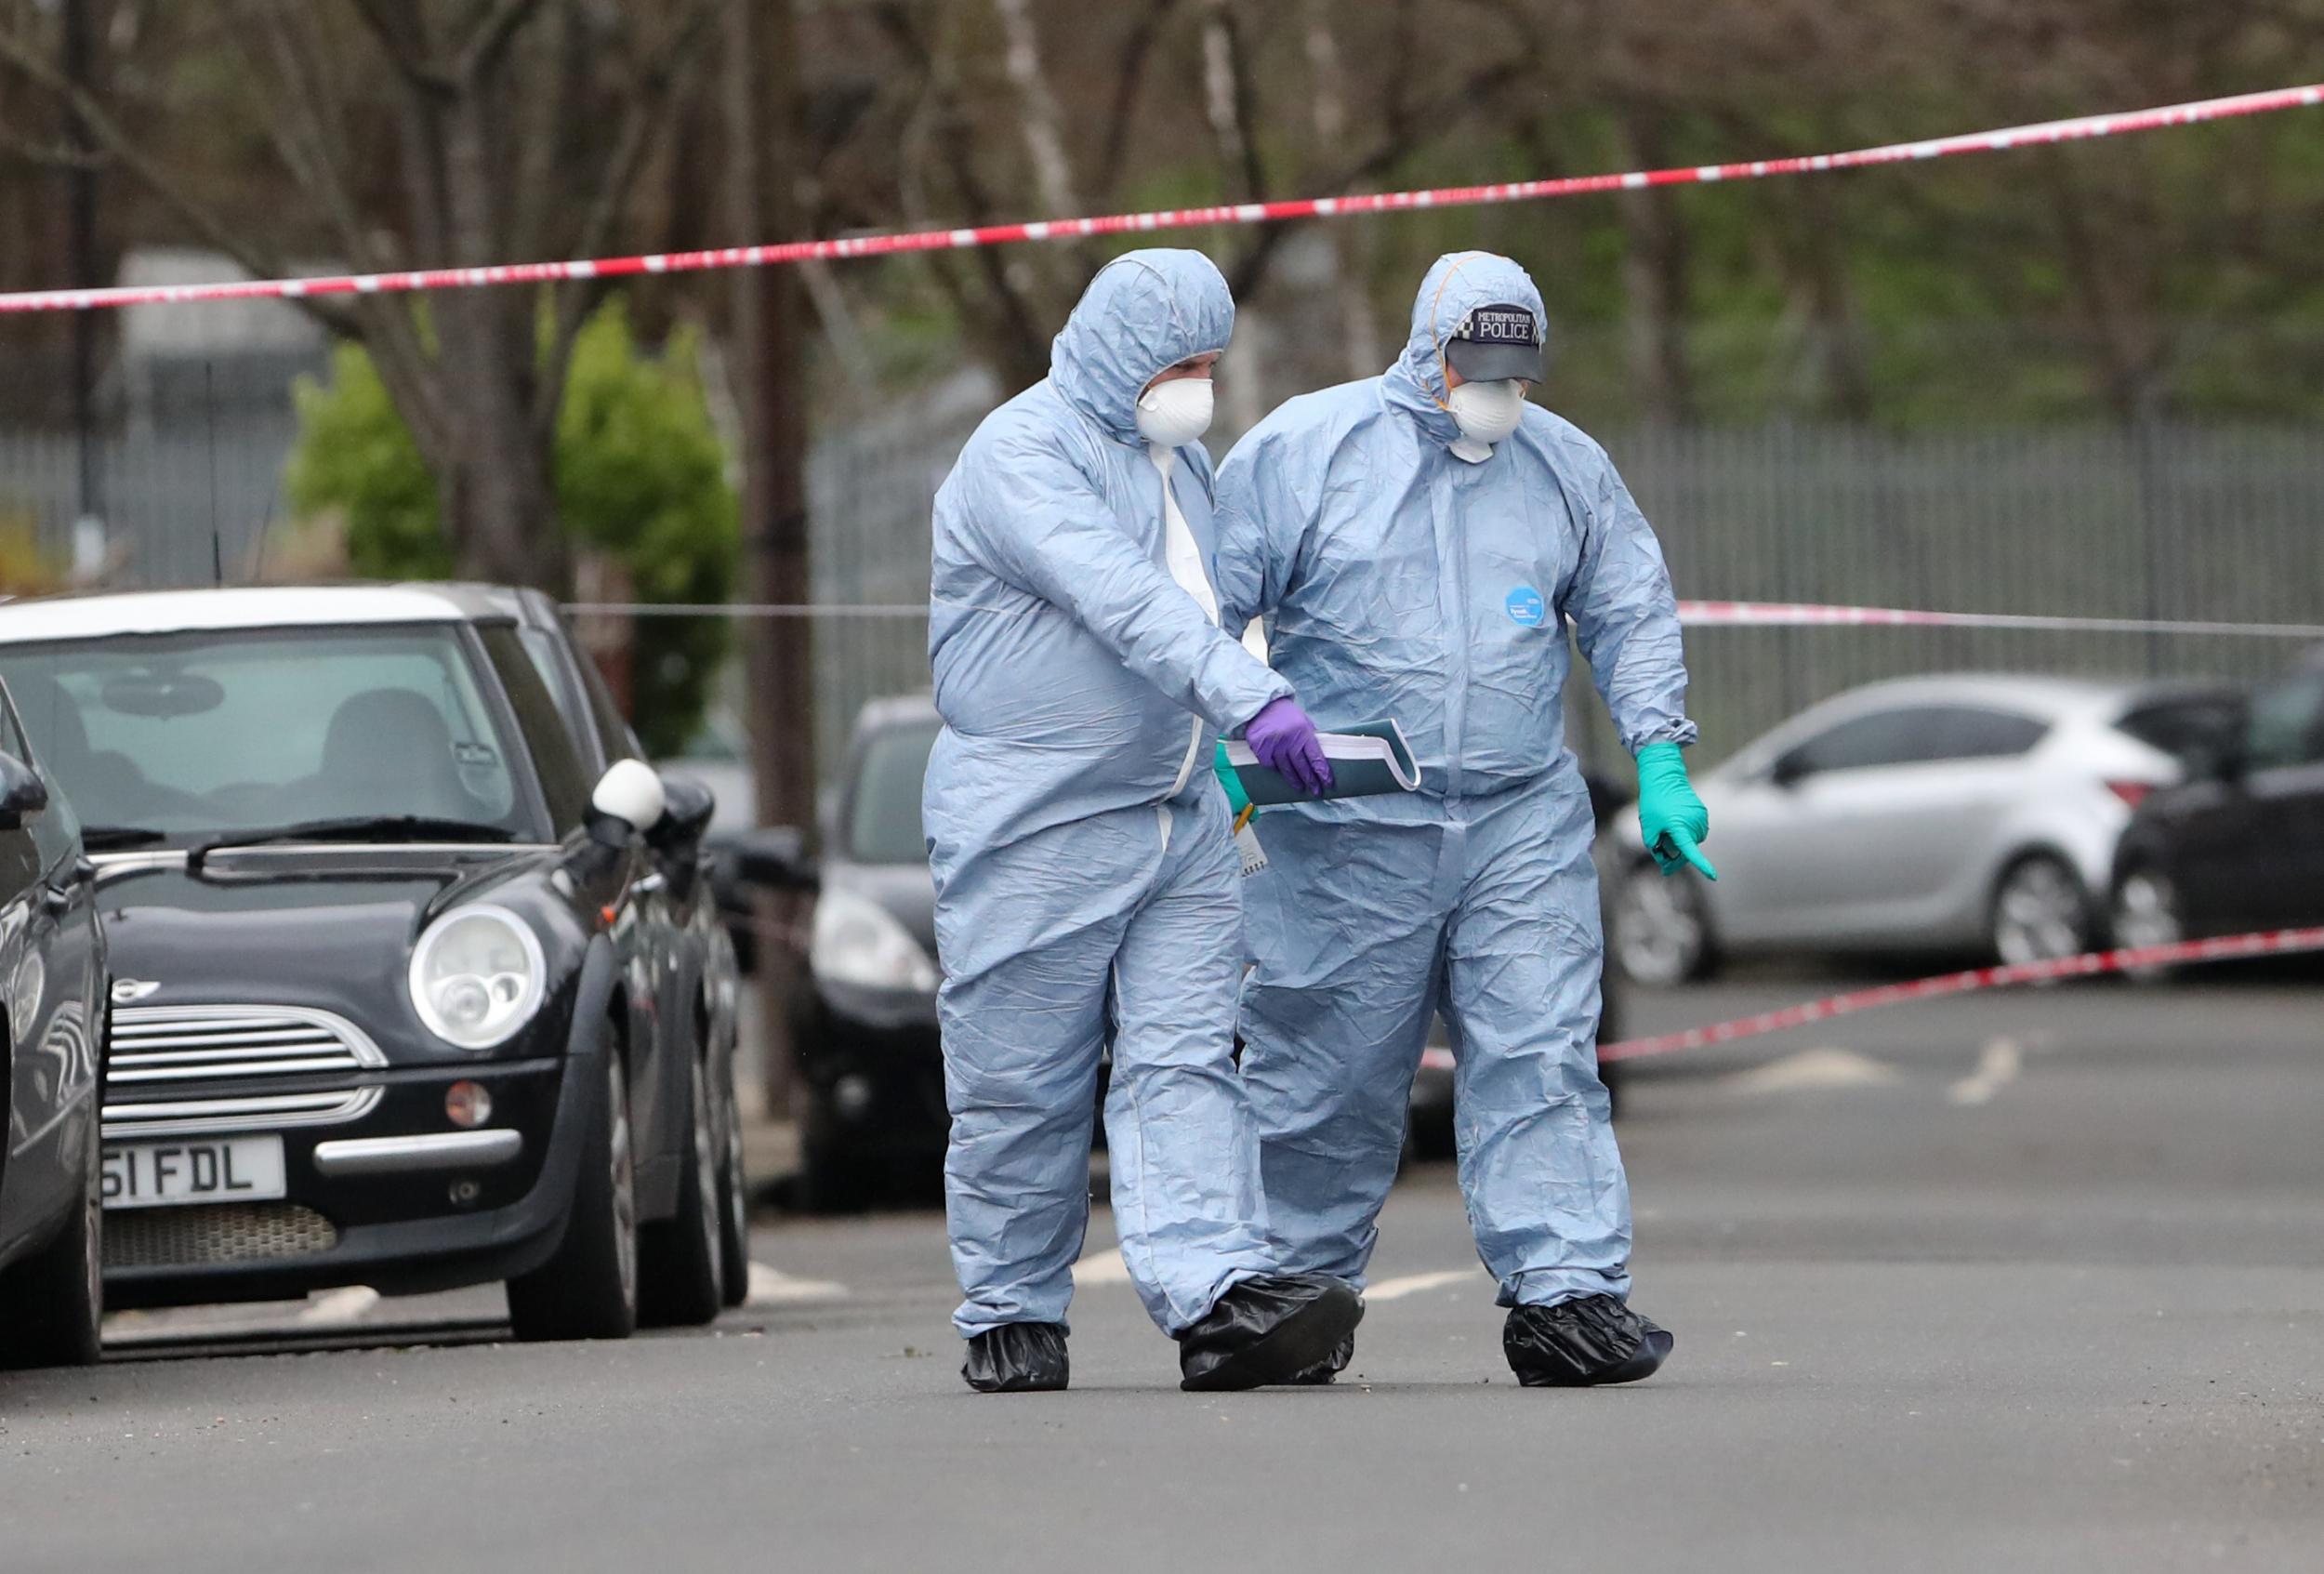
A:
1219;719;1422;807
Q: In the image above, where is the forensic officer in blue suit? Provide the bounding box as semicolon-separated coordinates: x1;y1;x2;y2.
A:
925;248;1360;1394
1212;251;1713;1386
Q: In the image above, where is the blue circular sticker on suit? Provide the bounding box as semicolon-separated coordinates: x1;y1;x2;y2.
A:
1505;586;1547;628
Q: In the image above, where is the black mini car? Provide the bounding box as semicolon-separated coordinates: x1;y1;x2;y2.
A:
0;586;747;1340
0;676;107;1367
2110;665;2324;956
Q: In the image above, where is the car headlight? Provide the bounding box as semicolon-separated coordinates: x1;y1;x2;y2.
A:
409;904;548;1050
811;888;940;994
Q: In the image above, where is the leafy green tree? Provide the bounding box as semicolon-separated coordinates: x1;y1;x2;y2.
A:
289;299;739;757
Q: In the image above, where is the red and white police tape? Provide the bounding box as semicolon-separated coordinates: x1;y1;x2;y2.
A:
1675;602;2324;638
1592;927;2324;1064
569;599;2324;641
1;83;2317;314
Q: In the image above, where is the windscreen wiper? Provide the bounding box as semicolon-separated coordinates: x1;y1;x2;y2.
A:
81;826;170;852
191;815;518;867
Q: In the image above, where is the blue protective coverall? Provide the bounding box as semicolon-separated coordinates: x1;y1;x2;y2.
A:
1212;251;1697;1310
925;250;1292;1340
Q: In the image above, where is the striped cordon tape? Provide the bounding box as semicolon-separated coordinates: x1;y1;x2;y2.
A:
1592;928;2324;1063
569;599;2324;641
1406;928;2324;1073
0;83;2317;313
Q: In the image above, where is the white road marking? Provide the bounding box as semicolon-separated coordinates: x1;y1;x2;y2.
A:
1365;1269;1481;1302
1948;1037;2024;1107
1721;1047;1903;1096
1072;1245;1132;1287
745;1262;849;1305
295;1286;381;1327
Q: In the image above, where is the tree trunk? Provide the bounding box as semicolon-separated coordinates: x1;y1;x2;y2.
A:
1302;0;1382;380
1613;109;1696;426
431;74;568;591
728;0;816;1118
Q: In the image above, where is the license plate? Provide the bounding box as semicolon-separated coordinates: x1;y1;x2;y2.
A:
101;1136;287;1210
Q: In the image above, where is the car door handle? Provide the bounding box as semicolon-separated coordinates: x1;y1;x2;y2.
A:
40;881;72;917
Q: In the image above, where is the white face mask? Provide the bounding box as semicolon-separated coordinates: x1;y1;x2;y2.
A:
1446;378;1527;448
1136;377;1215;448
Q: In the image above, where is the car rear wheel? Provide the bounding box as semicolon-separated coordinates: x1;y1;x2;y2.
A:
0;1121;103;1369
1612;860;1714;986
640;1049;726;1329
1990;854;2093;967
2111;868;2184;983
717;1082;751;1308
508;1044;639;1343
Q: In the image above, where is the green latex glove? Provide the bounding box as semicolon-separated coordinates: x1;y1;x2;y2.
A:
1635;739;1717;880
1213;741;1252;817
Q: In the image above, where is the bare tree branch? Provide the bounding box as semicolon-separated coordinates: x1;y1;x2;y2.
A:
534;0;723;442
1200;1;1265;202
0;19;358;337
349;0;456;94
455;0;548;85
0;110;107;170
990;0;1081;217
227;3;453;453
1093;0;1180;198
1226;56;1529;303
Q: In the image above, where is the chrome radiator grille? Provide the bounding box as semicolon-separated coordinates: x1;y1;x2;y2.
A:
103;1005;386;1137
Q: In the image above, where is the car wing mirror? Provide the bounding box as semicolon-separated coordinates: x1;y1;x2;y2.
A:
0;752;48;830
650;774;718;852
588;759;667;847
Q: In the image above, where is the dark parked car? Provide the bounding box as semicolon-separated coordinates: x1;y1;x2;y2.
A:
0;677;107;1367
767;697;942;1210
0;586;746;1340
743;696;1628;1203
2110;666;2324;959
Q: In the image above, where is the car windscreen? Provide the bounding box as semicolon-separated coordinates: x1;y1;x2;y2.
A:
847;721;940;865
2247;673;2324;770
0;625;539;843
2115;693;2240;762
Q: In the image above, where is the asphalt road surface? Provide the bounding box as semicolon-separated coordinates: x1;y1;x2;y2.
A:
4;972;2319;1572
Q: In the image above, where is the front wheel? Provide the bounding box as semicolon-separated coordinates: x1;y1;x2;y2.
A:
1990;854;2093;967
1611;860;1715;987
508;1044;639;1343
2111;868;2185;983
640;1050;726;1329
0;1119;103;1369
717;1078;751;1308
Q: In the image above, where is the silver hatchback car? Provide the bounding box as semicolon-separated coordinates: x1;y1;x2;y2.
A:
1609;675;2237;985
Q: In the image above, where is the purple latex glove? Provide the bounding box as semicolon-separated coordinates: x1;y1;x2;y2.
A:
1244;696;1333;798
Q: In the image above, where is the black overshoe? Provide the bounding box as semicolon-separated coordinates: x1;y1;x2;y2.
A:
962;1322;1070;1393
1179;1275;1364;1392
1502;1295;1673;1387
1285;1331;1356;1385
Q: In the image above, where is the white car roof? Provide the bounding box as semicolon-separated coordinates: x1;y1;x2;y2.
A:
1710;671;2231;777
0;584;523;645
1809;673;2141;718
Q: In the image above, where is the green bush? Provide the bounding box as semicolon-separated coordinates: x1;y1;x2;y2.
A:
288;299;740;756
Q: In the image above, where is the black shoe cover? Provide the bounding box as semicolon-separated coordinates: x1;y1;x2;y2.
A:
1179;1274;1364;1392
1286;1331;1355;1386
1503;1296;1673;1387
962;1322;1070;1394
